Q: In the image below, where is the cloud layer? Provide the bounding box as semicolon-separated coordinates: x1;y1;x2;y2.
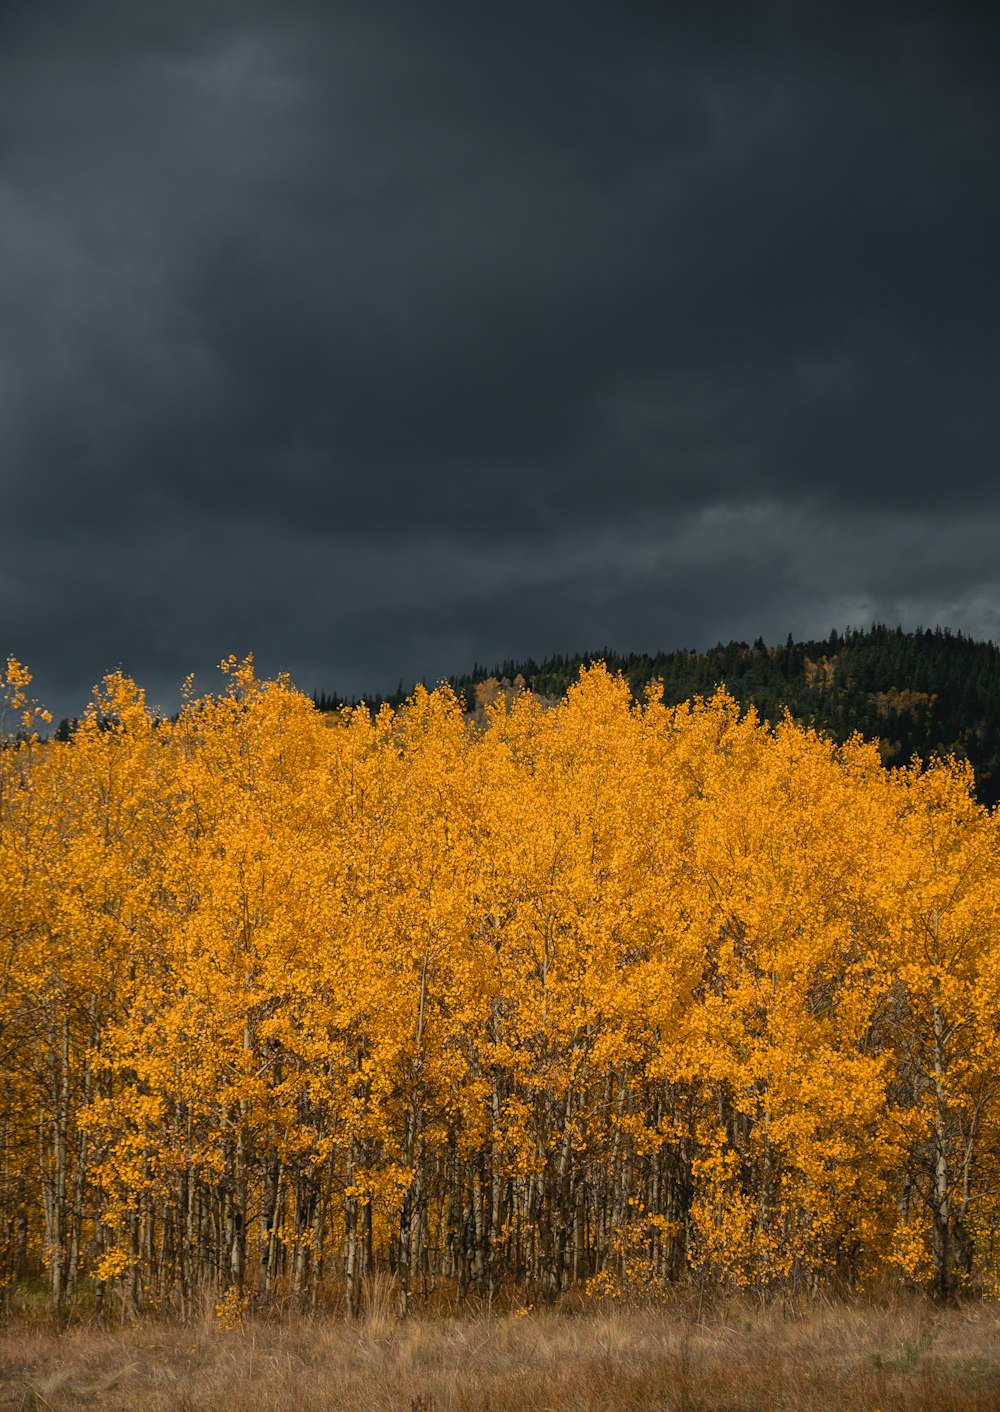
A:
2;2;998;716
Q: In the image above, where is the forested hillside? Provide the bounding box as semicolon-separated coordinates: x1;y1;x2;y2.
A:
316;627;1000;805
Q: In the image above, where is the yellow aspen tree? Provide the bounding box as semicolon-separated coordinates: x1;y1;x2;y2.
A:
3;656;1000;1313
876;757;1000;1297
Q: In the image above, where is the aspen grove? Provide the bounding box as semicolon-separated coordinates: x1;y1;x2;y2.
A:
2;655;1000;1318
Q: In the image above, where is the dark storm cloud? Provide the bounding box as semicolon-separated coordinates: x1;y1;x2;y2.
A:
1;1;999;717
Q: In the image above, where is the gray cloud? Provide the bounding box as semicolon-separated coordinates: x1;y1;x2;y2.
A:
1;2;998;718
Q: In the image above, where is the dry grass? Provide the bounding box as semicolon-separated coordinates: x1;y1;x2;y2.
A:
2;1289;999;1411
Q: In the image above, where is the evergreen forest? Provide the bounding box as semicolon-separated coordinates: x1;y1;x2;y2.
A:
315;626;1000;806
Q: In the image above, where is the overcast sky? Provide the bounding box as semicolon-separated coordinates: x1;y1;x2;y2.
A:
2;1;999;718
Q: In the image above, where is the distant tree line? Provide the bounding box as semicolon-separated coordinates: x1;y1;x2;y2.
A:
314;626;1000;806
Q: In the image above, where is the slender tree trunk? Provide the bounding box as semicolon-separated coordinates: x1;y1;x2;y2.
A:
931;998;952;1299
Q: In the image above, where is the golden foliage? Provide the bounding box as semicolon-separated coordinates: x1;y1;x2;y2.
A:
2;659;1000;1314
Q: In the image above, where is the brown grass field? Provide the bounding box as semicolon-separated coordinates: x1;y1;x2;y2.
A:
2;1288;999;1411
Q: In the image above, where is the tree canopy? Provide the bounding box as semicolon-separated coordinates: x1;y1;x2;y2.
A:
4;652;1000;1318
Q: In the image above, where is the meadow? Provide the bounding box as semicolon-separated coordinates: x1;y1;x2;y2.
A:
2;1292;999;1411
